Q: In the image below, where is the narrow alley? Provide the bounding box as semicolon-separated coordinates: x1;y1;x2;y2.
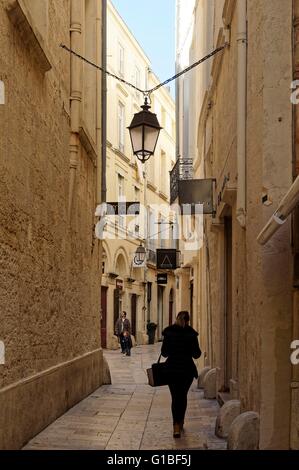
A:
23;344;226;451
1;0;299;455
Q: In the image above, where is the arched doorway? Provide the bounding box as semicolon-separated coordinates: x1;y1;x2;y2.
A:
169;289;174;326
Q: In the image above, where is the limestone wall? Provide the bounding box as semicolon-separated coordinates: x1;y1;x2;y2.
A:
0;0;103;449
187;0;294;449
245;0;293;449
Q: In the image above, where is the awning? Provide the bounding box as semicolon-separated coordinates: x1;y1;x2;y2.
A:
257;175;299;245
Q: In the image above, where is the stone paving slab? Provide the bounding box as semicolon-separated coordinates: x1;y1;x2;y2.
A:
23;344;226;451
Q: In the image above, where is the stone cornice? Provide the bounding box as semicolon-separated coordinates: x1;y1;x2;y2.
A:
7;0;52;74
79;123;98;167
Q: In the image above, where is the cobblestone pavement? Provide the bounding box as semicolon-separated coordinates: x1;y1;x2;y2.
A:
24;344;226;450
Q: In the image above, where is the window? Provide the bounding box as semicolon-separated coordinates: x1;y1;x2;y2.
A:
148;156;155;185
135;66;141;98
134;187;140;236
148;208;157;253
135;66;141;89
161;107;166;128
160;150;167;195
118;43;124;76
118;174;125;197
118;102;125;153
134;186;140;202
118;174;125;228
160;216;167;249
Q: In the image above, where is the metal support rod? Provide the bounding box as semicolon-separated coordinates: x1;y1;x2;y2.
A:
257;175;299;245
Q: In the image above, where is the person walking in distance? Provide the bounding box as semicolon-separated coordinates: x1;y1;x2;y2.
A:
161;311;201;438
115;311;131;354
123;330;133;356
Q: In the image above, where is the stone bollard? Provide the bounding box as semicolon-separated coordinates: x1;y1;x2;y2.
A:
227;412;260;450
203;368;217;399
197;366;211;389
102;356;112;385
215;400;241;438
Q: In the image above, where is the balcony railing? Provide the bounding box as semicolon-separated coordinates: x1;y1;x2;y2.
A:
170;158;193;204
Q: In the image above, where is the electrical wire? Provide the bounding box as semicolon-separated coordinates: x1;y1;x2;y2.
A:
60;43;228;97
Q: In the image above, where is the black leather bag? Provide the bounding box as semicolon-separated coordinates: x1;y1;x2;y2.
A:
147;354;169;387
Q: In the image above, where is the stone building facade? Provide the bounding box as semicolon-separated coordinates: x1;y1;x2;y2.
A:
100;1;176;350
0;0;105;449
175;0;298;449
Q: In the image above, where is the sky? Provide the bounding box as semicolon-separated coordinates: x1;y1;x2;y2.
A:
111;0;176;97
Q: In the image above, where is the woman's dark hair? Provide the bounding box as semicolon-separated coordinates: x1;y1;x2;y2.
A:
176;311;190;327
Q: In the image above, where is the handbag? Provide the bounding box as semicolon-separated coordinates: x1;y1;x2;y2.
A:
147;353;169;387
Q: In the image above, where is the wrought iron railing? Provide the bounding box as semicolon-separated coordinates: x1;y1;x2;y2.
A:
170;158;193;204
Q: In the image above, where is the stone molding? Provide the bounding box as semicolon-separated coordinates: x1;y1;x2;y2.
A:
7;0;52;73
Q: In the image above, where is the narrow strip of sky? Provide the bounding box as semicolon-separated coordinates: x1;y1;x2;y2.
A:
111;0;175;98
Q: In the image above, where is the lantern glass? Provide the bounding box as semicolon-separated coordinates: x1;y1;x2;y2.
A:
144;125;160;155
135;245;146;262
130;126;143;155
128;98;162;163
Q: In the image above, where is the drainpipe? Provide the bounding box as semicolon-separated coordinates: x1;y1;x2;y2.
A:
236;0;247;228
101;0;107;203
68;0;83;220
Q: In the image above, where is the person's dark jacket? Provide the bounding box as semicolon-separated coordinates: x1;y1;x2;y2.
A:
161;324;201;380
115;318;131;336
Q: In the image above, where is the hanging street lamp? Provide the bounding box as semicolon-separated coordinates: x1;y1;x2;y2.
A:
134;244;147;265
128;97;162;164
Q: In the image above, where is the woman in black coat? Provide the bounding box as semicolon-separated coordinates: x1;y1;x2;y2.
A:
161;311;201;438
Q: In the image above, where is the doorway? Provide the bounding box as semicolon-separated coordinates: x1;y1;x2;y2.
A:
101;286;108;349
157;285;164;339
114;288;121;328
131;294;137;338
169;289;174;325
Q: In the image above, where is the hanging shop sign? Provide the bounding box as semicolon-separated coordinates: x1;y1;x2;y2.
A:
178;179;215;215
156;249;178;270
105;202;140;216
157;273;168;285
